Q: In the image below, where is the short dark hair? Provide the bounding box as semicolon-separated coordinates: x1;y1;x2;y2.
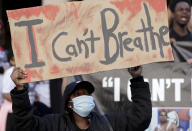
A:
169;0;191;12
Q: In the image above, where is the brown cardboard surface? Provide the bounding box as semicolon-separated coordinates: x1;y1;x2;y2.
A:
7;0;174;82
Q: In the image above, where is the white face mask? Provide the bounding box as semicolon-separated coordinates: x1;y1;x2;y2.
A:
72;95;95;117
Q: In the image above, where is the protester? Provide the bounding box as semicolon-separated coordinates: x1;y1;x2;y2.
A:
0;14;10;110
154;110;178;131
169;0;192;42
0;65;9;106
2;50;15;102
9;66;151;131
188;6;192;32
169;0;192;65
31;81;52;116
0;50;15;131
1;50;42;106
0;45;9;106
0;50;48;131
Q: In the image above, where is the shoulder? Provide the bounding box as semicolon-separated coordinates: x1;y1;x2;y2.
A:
31;113;69;129
90;112;108;122
90;111;102;119
2;67;15;92
43;113;67;123
3;66;14;77
169;28;177;39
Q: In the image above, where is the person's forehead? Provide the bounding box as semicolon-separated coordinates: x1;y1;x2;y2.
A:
71;87;89;94
69;87;89;99
176;1;190;9
75;87;88;91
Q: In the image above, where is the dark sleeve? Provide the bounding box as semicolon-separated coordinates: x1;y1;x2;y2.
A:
106;76;152;131
11;87;65;131
0;66;4;74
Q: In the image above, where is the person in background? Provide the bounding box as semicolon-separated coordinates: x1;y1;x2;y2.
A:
0;49;16;131
31;80;52;116
0;54;9;107
2;50;15;102
0;19;9;107
169;0;192;65
0;50;42;131
169;0;192;42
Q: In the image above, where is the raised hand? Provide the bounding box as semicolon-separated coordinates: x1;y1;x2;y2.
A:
128;66;142;78
10;67;27;90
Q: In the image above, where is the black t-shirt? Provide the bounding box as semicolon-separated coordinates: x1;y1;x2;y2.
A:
169;28;192;41
81;129;89;131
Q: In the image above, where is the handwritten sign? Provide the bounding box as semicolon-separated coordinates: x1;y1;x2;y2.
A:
7;0;174;82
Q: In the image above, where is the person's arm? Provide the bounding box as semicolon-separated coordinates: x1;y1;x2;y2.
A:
127;66;152;130
10;68;63;131
106;66;152;131
2;93;12;102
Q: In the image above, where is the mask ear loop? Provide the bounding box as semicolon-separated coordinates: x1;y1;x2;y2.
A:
68;101;73;109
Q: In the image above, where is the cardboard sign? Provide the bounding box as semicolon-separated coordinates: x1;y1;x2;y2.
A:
7;0;174;82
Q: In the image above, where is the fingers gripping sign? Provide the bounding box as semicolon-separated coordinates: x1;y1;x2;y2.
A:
128;66;142;78
11;67;28;90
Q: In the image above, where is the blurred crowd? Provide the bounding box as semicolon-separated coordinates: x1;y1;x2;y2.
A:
0;0;192;131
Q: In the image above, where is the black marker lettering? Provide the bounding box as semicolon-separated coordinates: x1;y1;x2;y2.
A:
118;32;128;57
15;19;45;68
123;37;134;51
52;32;72;62
85;30;100;53
66;44;78;57
76;39;89;58
134;37;143;51
136;19;150;52
100;8;119;65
